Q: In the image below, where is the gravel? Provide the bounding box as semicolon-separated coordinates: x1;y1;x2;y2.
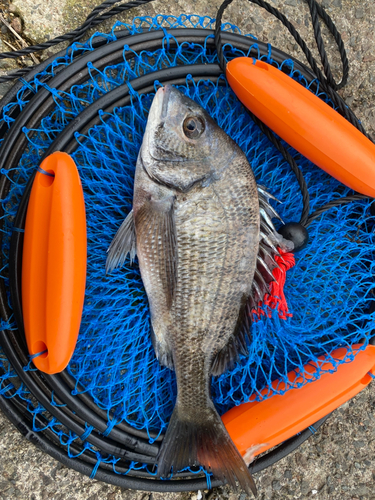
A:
0;0;375;499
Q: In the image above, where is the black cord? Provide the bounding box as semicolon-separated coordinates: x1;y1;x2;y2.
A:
0;67;33;82
306;194;369;227
214;0;373;226
246;109;310;226
0;0;155;62
305;0;349;90
215;0;348;88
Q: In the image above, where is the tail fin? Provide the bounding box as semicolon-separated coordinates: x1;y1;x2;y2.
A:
157;404;257;497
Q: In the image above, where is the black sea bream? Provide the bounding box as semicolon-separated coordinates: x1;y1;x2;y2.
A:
106;85;292;496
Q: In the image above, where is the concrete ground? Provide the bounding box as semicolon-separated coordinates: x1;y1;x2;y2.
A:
0;0;375;499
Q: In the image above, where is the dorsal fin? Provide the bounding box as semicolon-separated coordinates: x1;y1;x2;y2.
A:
251;185;294;308
211;185;293;376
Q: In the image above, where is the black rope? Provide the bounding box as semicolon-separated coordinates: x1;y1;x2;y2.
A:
215;0;348;90
305;0;349;90
246;109;310;226
71;0;124;43
0;67;32;82
0;0;154;60
306;194;369;227
0;0;157;84
214;0;373;226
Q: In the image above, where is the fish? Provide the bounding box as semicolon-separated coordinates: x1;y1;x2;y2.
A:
106;85;293;497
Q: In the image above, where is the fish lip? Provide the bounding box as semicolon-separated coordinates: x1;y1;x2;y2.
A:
159;84;173;120
142;85;173;161
153;84;173;122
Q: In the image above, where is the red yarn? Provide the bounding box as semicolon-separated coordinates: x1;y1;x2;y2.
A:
253;248;295;321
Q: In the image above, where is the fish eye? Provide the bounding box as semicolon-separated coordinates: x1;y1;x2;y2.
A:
183;116;205;139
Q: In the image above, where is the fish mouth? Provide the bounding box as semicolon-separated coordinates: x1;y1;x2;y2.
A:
141;85;174;163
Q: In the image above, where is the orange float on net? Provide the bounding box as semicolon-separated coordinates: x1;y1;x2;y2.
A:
223;344;375;458
226;58;375;198
22;152;87;375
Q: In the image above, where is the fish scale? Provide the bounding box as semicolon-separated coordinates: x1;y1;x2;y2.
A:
173;189;226;339
205;160;259;352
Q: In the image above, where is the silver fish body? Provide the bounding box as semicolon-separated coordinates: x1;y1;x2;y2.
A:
107;85;271;496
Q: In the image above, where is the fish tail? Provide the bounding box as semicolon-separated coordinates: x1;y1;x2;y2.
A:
157;403;257;497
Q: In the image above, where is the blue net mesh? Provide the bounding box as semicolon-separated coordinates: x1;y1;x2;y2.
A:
1;15;375;468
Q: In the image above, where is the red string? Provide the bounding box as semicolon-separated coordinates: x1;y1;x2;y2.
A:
253;248;295;321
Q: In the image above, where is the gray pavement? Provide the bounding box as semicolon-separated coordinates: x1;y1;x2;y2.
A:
0;0;375;499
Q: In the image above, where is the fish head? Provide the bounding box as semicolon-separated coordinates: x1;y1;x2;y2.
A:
140;85;236;192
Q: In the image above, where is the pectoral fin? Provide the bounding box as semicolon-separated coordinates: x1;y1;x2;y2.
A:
135;195;178;308
106;210;136;274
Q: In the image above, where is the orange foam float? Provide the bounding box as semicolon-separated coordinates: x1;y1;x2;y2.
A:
226;57;375;198
223;344;375;457
22;152;87;374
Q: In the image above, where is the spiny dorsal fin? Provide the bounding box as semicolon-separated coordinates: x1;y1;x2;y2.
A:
250;185;294;307
212;185;293;376
257;185;294;253
106;209;136;274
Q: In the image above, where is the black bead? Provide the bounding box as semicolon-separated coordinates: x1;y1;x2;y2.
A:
278;222;309;252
